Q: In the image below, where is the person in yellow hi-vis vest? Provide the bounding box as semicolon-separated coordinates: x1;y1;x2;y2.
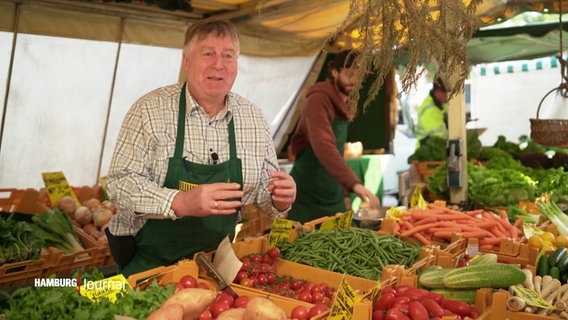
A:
414;76;449;148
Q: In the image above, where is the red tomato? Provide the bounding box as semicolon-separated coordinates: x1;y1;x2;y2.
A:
266;272;276;284
239;277;253;287
216;291;235;307
408;301;429;320
267;247;281;259
249;254;262;263
442;299;471;317
199;309;212;320
421;298;444;317
262;254;274;264
312;292;324;304
393;285;414;295
290;305;310;320
234;295;250;308
209;301;230;318
235;270;249;283
298;291;313;303
197;282;210;290
173;282;185;293
374;291;396;310
179;275;198;288
257;273;268;285
308;304;328;317
290;279;303;291
385;308;411;320
373;309;386;320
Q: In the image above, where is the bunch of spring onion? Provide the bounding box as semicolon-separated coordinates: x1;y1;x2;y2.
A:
536;198;568;236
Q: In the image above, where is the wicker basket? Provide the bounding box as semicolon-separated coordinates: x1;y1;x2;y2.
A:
530;87;568;148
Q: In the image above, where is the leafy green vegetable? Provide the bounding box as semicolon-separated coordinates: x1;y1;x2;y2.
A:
0;214;44;265
1;269;174;319
31;208;84;254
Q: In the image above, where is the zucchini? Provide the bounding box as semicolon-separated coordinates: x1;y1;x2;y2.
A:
430;288;478;304
537;254;551;277
418;266;452;289
467;253;498;265
442;263;526;289
550;266;561;280
557;254;568;274
550;247;567;266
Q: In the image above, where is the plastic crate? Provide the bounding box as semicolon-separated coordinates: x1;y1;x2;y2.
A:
74;226;115;267
43;227;107;277
0;249;50;288
477;290;553;320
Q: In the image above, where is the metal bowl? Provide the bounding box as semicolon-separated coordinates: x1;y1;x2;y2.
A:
352;207;386;230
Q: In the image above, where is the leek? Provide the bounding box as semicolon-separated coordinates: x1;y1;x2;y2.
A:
31;208;85;254
536;199;568;236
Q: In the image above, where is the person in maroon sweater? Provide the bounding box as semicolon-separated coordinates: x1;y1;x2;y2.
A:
287;50;380;224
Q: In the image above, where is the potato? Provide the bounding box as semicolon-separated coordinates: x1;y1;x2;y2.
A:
161;288;216;320
146;303;184;320
243;297;286;320
216;307;245;320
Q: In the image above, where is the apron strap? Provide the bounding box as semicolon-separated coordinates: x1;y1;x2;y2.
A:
173;82;187;159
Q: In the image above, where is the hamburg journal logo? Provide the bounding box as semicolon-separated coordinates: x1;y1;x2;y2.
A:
34;274;130;302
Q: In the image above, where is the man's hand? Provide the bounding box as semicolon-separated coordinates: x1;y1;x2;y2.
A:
352;183;381;209
267;171;296;211
172;182;243;217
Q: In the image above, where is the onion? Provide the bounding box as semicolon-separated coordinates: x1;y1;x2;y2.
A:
92;206;113;228
74;206;93;225
101;200;117;214
57;196;78;217
83;198;101;209
82;223;101;240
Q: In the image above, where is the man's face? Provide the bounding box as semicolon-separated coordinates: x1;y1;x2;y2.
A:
183;35;238;102
334;67;359;96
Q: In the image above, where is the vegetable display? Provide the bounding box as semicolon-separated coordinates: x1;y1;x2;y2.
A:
31;208;85;254
280;228;422;280
0;213;44;265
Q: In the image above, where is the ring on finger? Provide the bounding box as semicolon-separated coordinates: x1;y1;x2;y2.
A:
214;201;218;209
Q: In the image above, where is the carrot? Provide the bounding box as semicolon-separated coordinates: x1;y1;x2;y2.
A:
410;209;445;220
513;215;524;229
480;244;497;251
479;236;502;245
465;209;484;216
414;216;438;226
400;222;439;237
474;220;498;229
413;232;431;246
462;230;487;239
432;230;456;239
499;210;512;225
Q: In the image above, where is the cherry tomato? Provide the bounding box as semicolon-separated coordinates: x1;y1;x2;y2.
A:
173;282;185;293
234;295;250;308
235;270;249;283
197;282;210;290
216;291;235;307
290;305;310;320
199;309;212;320
266;272;276;284
408;301;429;320
179;275;198;288
249;254;262;263
239;277;253;287
290;279;303;291
257;273;268;285
298;291;313;303
308;304;328;318
209;301;230;318
262;254;274;264
312;292;324;304
267;247;281;259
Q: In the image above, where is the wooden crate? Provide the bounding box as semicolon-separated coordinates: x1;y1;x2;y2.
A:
234;205;273;241
412;160;444;182
0;249;50;288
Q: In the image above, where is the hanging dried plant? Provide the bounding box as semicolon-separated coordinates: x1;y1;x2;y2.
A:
327;0;484;114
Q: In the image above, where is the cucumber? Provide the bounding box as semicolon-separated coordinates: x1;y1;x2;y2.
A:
538;254;551;277
430;288;478;304
550;247;567;266
442;263;526;289
550;266;561;280
557;254;568;274
467;253;498;265
418;266;452;289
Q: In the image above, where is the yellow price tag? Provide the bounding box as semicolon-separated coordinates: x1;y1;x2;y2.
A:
79;274;131;303
387;207;409;221
511;285;557;309
41;171;79;206
370;281;383;304
523;223;543;239
328;277;361;320
410;186;428;209
267;219;295;248
320;211;353;231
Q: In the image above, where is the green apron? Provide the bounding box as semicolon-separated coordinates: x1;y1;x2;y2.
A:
121;83;243;277
288;118;348;224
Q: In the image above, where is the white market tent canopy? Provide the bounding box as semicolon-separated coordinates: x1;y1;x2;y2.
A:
1;0;568;189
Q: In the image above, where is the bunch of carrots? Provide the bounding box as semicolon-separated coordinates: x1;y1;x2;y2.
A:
390;204;524;251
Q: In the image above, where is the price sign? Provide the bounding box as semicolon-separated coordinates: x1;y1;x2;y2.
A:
328;277;361;320
370;281;383;304
511;285;557;309
320;211;353;231
410;185;428;209
267;219;295;248
41;171;78;206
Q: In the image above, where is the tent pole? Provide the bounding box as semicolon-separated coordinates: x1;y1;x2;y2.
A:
0;2;21;152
